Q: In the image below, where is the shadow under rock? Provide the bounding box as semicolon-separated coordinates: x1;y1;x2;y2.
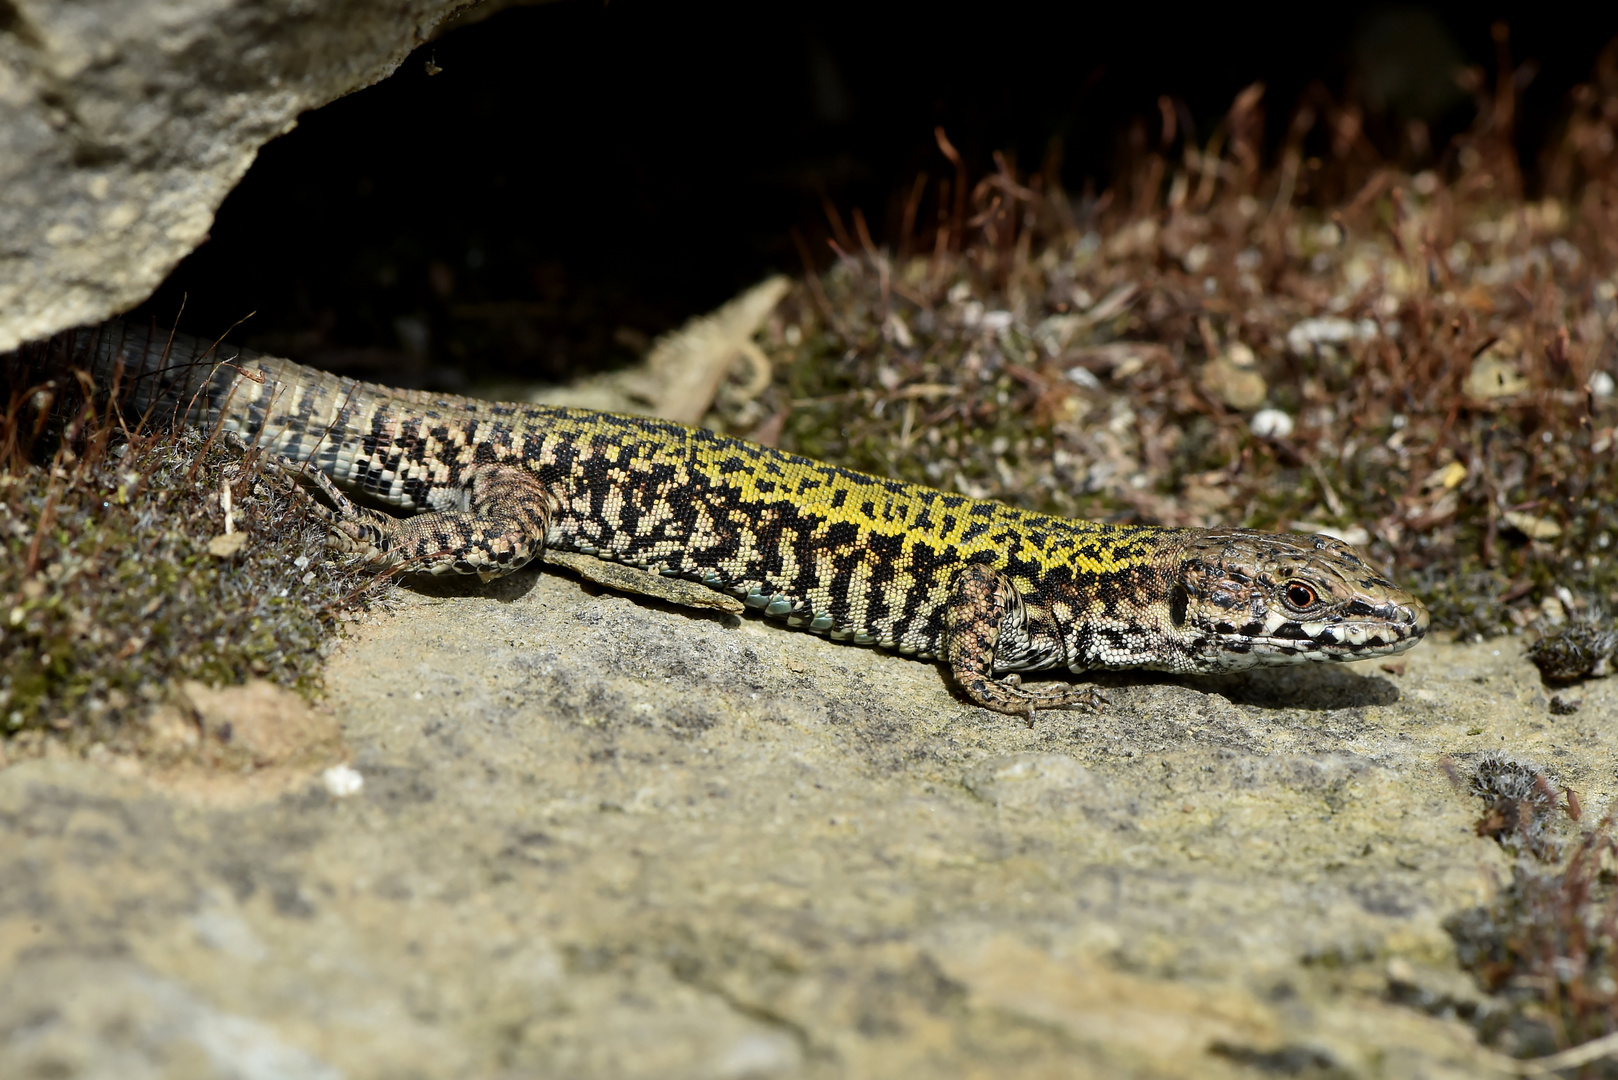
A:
1198;664;1402;710
402;565;543;602
404;562;745;627
991;662;1401;714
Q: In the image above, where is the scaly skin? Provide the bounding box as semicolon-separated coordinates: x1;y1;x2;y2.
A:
60;322;1430;717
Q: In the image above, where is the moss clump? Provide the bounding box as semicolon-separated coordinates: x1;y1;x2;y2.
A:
1527;619;1618;681
0;365;383;758
1437;754;1618;1062
1448;825;1618;1062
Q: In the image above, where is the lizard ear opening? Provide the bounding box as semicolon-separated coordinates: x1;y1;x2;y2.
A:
1169;582;1189;628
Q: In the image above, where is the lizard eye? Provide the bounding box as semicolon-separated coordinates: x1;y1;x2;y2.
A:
1285;581;1319;609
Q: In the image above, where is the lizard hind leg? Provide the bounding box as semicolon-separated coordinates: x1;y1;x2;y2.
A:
326;463;554;581
943;563;1108;720
267;453;400;564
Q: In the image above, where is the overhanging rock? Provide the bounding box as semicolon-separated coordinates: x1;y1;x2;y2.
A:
0;0;532;352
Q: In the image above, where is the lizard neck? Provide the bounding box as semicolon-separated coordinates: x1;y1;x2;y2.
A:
1046;527;1195;674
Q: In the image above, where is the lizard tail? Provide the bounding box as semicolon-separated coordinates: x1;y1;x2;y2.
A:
29;322;278;436
20;322;376;463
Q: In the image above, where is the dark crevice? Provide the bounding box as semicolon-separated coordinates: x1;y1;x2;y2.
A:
0;0;46;50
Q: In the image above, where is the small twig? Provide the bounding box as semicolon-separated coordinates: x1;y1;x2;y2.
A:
935;126;967;254
1309;460;1347;520
23;454;62;577
1510;1029;1618;1076
897;171;928;263
851;207;889;313
789;226;845;336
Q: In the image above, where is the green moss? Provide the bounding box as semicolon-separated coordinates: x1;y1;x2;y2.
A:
0;418;383;752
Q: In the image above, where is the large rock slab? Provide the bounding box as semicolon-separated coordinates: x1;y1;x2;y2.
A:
1;565;1603;1077
0;0;521;352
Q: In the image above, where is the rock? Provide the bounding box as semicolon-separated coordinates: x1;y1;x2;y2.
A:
0;0;520;352
0;955;343;1080
962;751;1107;810
175;678;344;770
1199;351;1268;410
1464;350;1530;400
931;931;1279;1068
0;570;1603;1076
1502;510;1562;541
206;531;248;558
1249;406;1294;440
1286;316;1378;358
135;678;349;805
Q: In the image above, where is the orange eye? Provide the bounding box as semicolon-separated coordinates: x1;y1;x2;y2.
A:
1286;582;1318;609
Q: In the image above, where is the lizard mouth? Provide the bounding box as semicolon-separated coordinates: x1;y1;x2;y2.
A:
1208;598;1429;661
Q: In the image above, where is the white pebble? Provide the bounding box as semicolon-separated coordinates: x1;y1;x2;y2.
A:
1250;408;1294;440
1286;316;1375;357
322;764;364;798
1590;371;1615;398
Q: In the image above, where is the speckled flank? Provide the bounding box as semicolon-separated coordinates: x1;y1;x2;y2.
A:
74;323;1430;717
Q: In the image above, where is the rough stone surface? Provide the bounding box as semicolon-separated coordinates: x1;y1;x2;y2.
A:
0;0;511;352
1;565;1608;1077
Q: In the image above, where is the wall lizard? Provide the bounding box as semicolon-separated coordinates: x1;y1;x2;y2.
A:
54;322;1428;718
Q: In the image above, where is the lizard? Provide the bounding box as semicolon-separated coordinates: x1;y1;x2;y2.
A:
47;321;1429;719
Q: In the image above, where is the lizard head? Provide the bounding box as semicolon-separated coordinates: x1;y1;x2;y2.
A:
1169;529;1428;671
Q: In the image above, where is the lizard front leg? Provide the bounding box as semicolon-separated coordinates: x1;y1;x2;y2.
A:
321;463;554;581
943;563;1107;721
